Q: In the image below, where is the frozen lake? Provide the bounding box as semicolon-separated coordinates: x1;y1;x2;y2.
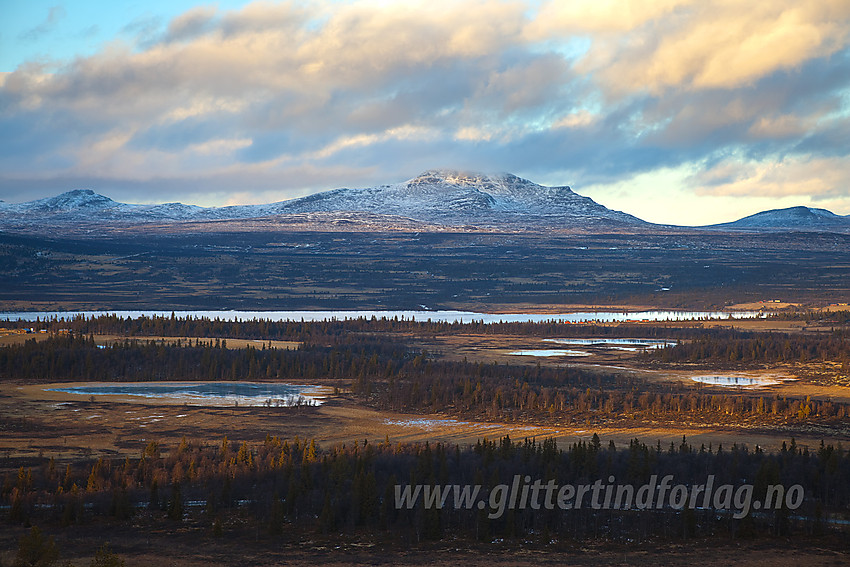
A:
45;381;326;407
544;338;680;351
2;309;761;324
689;375;780;388
509;349;591;357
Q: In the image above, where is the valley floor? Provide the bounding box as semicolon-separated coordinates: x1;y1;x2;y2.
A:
3;380;848;467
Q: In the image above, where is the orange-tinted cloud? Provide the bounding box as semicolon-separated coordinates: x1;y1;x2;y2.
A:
535;0;850;93
0;0;847;219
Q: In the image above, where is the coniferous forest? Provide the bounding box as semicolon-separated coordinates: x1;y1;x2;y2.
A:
1;332;849;426
4;432;849;543
1;314;849;562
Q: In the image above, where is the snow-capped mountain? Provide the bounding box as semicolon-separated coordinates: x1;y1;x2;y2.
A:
706;206;850;231
19;189;117;212
268;170;647;227
0;189;206;221
0;170;649;231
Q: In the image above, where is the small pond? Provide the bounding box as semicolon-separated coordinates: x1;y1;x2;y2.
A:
45;382;326;407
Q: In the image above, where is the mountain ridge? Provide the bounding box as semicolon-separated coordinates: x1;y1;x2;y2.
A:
1;170;848;233
0;170;649;231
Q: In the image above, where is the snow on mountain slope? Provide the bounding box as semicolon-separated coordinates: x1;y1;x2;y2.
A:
707;206;850;231
0;189;205;221
4;172;848;233
0;170;648;230
5;189;117;213
269;170;646;227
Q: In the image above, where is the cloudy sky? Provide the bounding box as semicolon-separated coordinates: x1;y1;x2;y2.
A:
2;0;849;225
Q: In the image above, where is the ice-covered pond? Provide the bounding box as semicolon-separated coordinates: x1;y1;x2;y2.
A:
543;338;680;351
508;349;591;357
45;382;327;407
689;375;780;388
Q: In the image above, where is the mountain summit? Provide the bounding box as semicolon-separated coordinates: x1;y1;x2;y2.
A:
272;170;647;228
26;189;116;212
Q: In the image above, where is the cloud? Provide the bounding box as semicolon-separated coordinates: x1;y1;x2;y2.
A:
162;6;219;44
0;0;848;214
536;0;850;93
531;0;688;34
121;16;164;45
18;5;67;42
691;155;850;200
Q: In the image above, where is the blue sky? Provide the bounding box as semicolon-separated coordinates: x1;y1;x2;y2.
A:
1;0;252;71
1;0;849;225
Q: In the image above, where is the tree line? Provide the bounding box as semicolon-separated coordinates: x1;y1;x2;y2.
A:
354;357;850;425
0;333;404;383
646;332;850;365
1;313;773;341
4;434;848;542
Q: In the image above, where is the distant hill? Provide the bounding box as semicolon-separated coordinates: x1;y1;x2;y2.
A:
706;206;850;232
